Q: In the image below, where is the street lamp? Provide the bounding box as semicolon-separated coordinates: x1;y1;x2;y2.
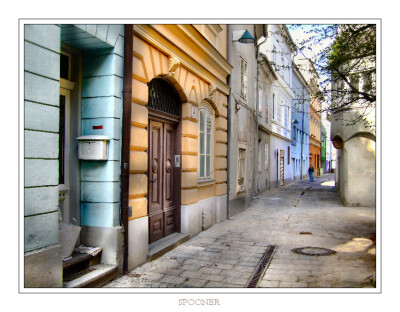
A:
232;29;256;44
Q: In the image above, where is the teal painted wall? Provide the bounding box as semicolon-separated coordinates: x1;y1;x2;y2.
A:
76;26;125;228
24;24;61;252
24;25;125;251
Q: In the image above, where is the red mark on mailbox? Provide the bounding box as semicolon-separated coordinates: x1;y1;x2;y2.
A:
93;125;103;129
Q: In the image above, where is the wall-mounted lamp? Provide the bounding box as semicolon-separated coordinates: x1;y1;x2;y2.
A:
232;29;255;44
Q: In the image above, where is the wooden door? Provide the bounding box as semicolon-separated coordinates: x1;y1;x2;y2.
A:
148;119;176;243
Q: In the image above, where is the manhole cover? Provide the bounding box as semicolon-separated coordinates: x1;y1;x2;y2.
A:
292;247;336;256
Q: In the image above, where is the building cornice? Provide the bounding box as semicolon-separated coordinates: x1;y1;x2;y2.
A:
275;73;295;99
282;25;297;53
270;130;292;142
259;54;278;82
258;123;272;134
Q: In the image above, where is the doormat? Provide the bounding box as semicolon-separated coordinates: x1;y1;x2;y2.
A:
246;245;277;288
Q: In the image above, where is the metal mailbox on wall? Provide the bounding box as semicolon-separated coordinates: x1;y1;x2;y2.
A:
77;135;110;160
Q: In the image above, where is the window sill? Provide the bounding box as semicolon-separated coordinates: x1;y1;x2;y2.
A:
197;179;215;187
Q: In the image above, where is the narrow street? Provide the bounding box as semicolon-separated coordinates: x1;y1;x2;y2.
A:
105;174;376;288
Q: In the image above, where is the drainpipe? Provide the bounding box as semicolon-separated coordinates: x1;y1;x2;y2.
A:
226;74;231;220
121;24;133;274
300;86;305;180
226;25;232;220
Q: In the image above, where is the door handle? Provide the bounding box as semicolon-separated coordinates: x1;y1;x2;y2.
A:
150;178;157;183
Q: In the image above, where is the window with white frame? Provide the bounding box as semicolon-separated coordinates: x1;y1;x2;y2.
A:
240;57;248;100
272;92;277;120
281;99;285;126
199;104;214;180
285;104;289;129
258;87;263;116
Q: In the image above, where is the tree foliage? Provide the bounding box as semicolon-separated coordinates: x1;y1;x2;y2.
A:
286;24;376;130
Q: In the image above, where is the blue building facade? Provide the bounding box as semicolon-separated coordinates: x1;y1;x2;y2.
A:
290;64;310;180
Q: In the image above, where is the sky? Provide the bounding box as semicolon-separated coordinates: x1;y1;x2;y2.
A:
287;24;335;61
287;24;335;109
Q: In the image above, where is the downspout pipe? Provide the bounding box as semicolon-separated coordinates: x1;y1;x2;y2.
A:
226;25;232;220
121;24;133;274
300;86;305;180
226;74;231;220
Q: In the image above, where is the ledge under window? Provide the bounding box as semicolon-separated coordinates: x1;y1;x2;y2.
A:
197;179;215;187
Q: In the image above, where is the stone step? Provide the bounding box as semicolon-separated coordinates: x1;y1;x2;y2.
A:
63;251;102;282
63;263;118;288
148;232;190;261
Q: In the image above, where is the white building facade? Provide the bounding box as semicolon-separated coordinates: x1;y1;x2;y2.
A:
227;25;259;216
259;25;295;187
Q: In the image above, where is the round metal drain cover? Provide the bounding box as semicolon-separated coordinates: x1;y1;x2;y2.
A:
292;247;336;256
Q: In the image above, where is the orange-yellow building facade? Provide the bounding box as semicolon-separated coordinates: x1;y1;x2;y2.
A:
309;94;321;175
127;25;232;269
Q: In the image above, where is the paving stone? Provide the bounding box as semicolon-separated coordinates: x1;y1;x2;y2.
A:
166;269;184;276
258;280;280;288
104;174;375;289
220;269;252;279
279;281;308;288
180;270;201;279
198;273;225;282
204;281;240;288
183;278;208;288
237;260;260;267
212;262;234;270
160;275;186;284
179;264;202;271
184;259;212;267
223;276;249;286
138;272;165;282
262;273;298;283
198;267;222;275
264;268;289;275
232;265;256;273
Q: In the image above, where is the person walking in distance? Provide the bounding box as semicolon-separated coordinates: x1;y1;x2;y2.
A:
308;165;315;182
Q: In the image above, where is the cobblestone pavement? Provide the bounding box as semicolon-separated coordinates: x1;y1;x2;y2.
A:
104;174;376;288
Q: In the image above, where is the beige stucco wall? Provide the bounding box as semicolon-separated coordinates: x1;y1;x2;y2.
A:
342;136;376;207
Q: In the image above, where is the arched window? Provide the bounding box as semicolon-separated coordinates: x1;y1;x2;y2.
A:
198;102;215;180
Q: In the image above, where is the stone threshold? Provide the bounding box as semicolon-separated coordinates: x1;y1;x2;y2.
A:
148;232;190;261
63;263;118;288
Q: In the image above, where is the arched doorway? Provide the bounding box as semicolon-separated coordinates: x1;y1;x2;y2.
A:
147;78;182;243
